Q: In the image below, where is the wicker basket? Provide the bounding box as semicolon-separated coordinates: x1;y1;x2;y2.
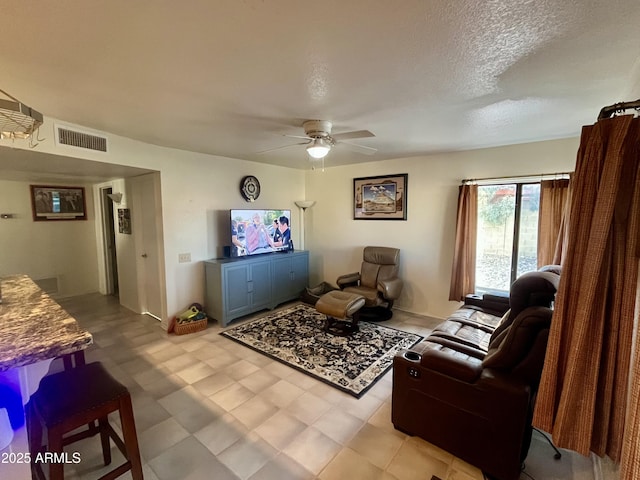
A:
174;317;208;335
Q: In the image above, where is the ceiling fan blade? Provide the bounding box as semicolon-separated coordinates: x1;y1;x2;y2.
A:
338;141;377;155
331;130;375;141
284;134;312;140
257;141;309;154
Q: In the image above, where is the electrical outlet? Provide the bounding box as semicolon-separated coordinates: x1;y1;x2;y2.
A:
178;253;191;263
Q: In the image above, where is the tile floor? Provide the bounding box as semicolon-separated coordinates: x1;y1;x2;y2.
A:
16;294;597;480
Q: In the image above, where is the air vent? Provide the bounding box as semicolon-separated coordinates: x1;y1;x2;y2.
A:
57;127;108;152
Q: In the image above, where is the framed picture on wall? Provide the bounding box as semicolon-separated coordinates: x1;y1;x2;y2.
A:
118;208;132;234
30;185;87;221
353;173;408;220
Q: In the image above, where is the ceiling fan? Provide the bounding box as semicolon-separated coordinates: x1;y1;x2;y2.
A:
259;120;377;159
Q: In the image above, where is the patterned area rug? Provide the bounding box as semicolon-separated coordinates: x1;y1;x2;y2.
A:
221;304;423;398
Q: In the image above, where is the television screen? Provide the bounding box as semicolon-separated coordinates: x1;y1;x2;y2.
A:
230;209;292;256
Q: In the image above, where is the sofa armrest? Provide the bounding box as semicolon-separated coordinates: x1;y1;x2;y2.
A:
392;357;532;480
337;272;360;289
464;293;510;316
378;277;403;300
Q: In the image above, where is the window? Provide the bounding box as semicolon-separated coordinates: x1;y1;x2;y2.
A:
51;191;61;213
475;183;541;293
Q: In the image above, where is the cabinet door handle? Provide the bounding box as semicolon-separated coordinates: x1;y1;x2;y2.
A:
141;253;148;258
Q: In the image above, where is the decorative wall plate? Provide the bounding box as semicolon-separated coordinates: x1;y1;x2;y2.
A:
240;175;261;202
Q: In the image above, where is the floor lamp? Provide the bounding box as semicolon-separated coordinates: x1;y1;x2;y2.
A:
294;201;316;250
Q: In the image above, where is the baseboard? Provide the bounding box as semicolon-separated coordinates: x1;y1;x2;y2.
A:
392;305;446;322
592;454;603;480
592;453;619;480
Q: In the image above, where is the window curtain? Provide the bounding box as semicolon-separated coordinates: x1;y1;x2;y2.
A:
449;184;477;301
622;290;640;479
537;178;571;267
533;116;640;474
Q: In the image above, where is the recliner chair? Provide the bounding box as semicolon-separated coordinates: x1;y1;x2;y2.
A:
392;269;560;480
336;246;403;318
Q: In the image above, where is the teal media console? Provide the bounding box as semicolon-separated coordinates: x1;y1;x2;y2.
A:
204;250;309;327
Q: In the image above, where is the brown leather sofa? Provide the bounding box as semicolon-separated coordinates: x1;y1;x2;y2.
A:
336;246;403;318
392;267;561;480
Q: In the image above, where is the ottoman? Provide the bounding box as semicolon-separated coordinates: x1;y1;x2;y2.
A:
316;290;366;336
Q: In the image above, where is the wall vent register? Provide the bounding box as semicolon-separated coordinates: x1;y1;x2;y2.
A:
57;126;108;152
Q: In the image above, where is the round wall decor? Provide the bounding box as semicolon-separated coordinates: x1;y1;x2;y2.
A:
240;175;261;202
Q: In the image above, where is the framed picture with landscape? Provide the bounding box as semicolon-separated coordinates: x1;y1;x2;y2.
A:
353;173;408;220
30;185;87;221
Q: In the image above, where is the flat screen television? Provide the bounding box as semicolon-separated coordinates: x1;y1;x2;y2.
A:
230;209;292;257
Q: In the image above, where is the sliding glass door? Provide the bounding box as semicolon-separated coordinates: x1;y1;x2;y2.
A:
475;183;541;293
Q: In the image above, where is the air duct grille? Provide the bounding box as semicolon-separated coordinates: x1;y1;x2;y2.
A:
57;127;108;152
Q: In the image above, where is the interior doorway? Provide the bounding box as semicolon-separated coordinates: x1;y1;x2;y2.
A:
100;187;119;296
130;173;165;321
95;174;165;323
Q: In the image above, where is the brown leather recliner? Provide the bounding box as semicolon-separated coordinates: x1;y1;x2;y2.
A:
392;269;560;480
336;246;403;314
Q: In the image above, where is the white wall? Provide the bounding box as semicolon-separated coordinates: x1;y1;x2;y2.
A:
158;152;305;320
304;137;579;319
624;56;640;98
2;117;306;321
0;179;99;297
0;115;580;322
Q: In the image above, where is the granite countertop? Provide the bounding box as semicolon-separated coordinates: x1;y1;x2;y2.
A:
0;275;93;371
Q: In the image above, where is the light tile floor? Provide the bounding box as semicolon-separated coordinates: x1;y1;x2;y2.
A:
28;294;597;480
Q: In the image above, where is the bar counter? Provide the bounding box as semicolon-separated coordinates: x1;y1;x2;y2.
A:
0;275;93;371
0;274;93;478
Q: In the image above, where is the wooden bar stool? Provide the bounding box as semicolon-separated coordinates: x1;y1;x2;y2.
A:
61;350;86;371
28;362;143;480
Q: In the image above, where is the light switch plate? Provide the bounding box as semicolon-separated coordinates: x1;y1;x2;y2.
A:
178;253;191;263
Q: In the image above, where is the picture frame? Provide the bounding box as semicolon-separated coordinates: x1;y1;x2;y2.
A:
118;208;132;234
30;185;87;221
353;173;408;220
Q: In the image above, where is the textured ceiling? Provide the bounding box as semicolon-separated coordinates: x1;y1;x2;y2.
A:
2;0;640;171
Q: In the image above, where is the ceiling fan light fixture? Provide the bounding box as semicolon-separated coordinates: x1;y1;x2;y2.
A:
306;138;331;159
